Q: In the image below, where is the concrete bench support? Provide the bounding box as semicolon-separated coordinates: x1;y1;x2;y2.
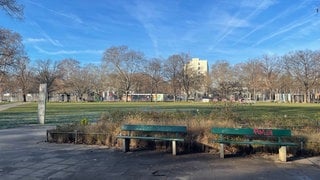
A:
220;143;225;158
279;146;287;162
172;140;176;155
123;138;130;152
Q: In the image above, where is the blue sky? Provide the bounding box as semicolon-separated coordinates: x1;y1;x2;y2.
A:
1;0;320;66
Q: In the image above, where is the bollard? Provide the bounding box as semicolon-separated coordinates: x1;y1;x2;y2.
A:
172;140;177;155
38;84;47;124
220;143;225;158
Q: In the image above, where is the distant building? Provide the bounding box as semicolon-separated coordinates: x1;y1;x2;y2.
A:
183;58;209;100
123;93;172;102
187;58;209;76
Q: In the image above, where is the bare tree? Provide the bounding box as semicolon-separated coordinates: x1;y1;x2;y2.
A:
210;60;237;99
283;50;320;103
202;72;213;98
145;58;164;101
259;54;281;101
33;59;61;101
132;73;150;93
106;73;121;100
70;68;86;101
164;54;184;101
67;65;94;101
0;0;23;19
85;64;107;101
0;28;26;100
14;56;34;102
57;59;80;81
58;61;105;102
0;28;24;80
277;70;296;97
102;45;145;102
237;59;263;101
56;58;81;101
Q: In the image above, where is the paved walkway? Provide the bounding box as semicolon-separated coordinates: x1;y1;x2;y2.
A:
0;102;29;112
0;125;319;180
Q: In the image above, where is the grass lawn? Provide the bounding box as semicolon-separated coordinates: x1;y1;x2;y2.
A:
0;102;319;129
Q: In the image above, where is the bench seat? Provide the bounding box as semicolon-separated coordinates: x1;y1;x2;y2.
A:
117;135;185;142
214;140;297;146
211;127;297;162
117;124;187;155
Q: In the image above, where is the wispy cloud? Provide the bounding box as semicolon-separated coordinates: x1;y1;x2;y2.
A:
270;13;320;49
240;0;277;9
233;0;310;46
27;0;83;24
212;11;247;45
211;0;276;48
20;0;320;65
241;0;278;19
24;38;46;43
42;33;63;47
34;46;103;55
253;13;314;47
124;0;169;56
28;21;63;47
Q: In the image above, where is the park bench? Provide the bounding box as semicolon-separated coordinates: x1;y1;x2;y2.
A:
211;127;297;162
117;124;187;155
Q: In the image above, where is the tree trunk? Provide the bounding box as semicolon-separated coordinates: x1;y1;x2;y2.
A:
304;87;308;103
23;94;27;102
125;91;129;102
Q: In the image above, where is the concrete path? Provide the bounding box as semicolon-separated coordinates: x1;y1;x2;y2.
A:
0;102;29;112
0;125;319;180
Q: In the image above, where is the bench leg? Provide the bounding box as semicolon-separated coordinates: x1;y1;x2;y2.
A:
279;146;287;162
172;140;176;156
46;130;50;142
220;143;225;158
123;138;130;152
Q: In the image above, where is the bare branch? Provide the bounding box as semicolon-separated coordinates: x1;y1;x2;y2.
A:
0;0;24;19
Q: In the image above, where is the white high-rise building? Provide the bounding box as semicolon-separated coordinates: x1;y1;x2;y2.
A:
183;58;209;100
187;58;208;76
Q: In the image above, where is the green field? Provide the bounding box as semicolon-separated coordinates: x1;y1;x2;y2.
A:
0;102;319;129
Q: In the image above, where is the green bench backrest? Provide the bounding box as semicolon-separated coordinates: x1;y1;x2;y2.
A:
122;124;187;133
211;127;291;137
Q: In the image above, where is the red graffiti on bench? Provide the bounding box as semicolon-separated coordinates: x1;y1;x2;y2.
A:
253;128;273;136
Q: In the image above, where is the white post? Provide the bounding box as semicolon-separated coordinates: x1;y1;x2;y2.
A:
220;143;225;158
279;146;287;162
38;84;47;125
172;140;177;155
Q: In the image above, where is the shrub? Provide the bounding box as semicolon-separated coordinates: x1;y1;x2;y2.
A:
80;118;89;126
